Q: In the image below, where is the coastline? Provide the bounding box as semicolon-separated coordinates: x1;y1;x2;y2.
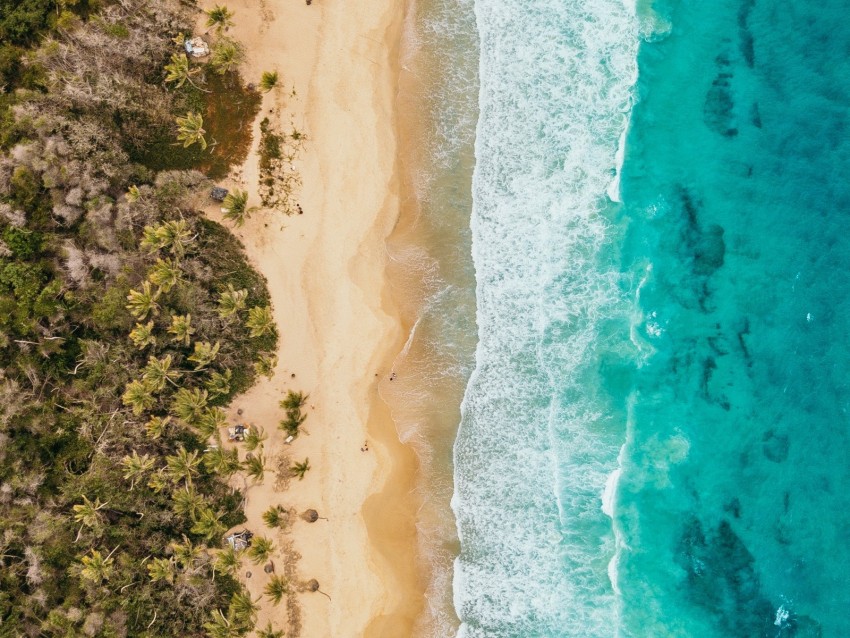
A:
198;0;423;635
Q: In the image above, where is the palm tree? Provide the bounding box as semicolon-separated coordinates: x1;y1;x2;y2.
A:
291;458;311;481
243;451;265;483
280;390;308;437
126;184;142;202
214;546;241;577
141;220;192;255
172;388;209;425
167;313;195;346
217;284;248;318
210;39;244;75
197;406;227;440
256;622;285;638
72;495;107;537
204;609;237;638
204;446;241;477
147;556;176;584
280;390;308;411
165;446;201;486
78;548;114;583
163;220;193;256
243;426;267;452
170;537;203;570
144;415;171;439
141;225;165;253
147;470;169;493
262;505;286;529
214;547;241;579
126;281;161;319
122;380;155;415
148;257;183;293
254;353;277;378
175;111;208;150
221;189;250;226
279;409;307;438
259;70;279;92
205;368;232;398
191;506;226;541
188;340;220;370
171;486;205;518
163;52;204;90
247;536;275;565
246;305;274;337
129;321;156;349
143;355;181;392
264;575;289;605
205;4;235;32
121;451;154;490
228;591;259;629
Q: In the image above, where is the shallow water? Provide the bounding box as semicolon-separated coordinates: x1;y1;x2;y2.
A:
385;0;479;634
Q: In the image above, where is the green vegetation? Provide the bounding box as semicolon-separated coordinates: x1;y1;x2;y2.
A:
257;622;286;638
205;4;235;33
0;1;277;635
176;111;209;150
262;504;287;529
291;458;311;481
280;389;309;438
222;188;252;226
264;575;290;605
243;450;266;483
247;536;275;565
259;70;279;92
210;38;245;76
164;52;204;90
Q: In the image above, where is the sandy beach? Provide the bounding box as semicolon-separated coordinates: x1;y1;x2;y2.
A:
197;0;423;635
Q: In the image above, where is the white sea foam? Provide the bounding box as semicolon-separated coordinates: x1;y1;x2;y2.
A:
452;0;639;634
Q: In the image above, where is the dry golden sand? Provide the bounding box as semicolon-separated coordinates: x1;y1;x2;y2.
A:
196;0;423;635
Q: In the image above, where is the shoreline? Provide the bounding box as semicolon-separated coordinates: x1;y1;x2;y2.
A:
198;0;424;635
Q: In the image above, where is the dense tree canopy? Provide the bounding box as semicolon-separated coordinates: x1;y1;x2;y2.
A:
0;1;276;635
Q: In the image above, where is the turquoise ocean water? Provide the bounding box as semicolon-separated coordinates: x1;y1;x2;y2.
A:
449;0;850;635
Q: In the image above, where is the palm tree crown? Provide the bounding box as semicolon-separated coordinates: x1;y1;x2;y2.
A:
246;305;274;337
247;536;275;565
121;451;154;490
264;575;289;605
175;112;208;150
221;189;250;226
172;388;209;425
167;313;195;345
205;5;235;32
165;445;201;487
122;379;156;415
164;52;202;90
291;458;311;481
148;257;183;292
78;548;114;583
129;321;156;349
210;39;244;75
126;281;161;320
217;284;247;318
143;354;181;392
188;340;220;369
